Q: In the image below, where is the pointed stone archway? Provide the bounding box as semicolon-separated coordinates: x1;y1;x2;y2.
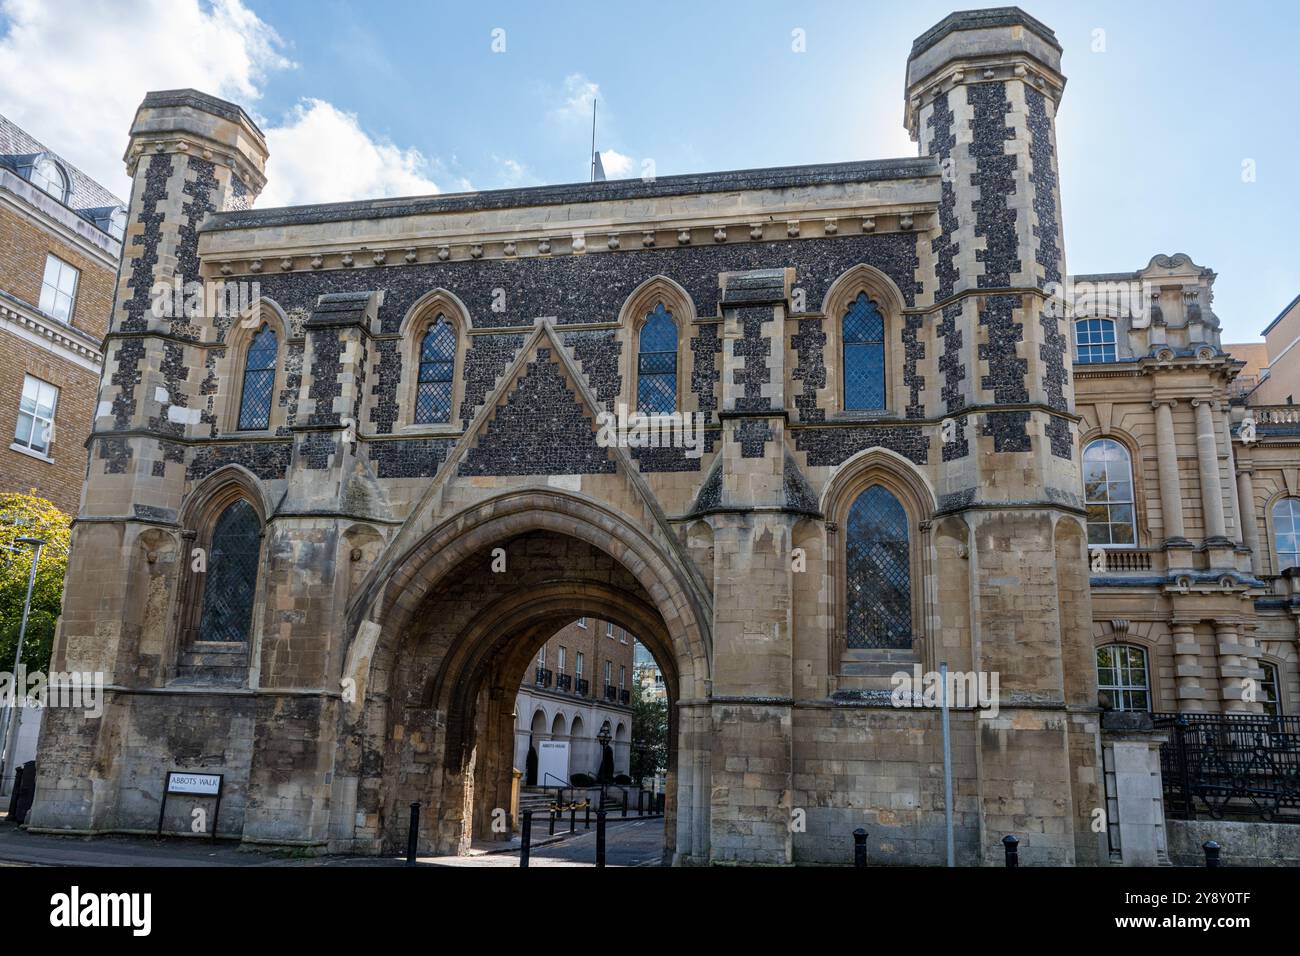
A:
331;489;713;863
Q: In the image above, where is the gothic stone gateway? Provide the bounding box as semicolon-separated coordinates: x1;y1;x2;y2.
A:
32;9;1109;865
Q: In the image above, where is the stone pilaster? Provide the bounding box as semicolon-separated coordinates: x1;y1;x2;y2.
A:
1236;466;1261;574
1192;399;1230;549
1152;400;1189;546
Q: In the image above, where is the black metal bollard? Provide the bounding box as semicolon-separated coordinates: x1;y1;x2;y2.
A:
853;827;868;868
569;804;576;833
596;810;607;867
585;801;591;829
622;791;628;817
520;810;533;868
1203;840;1221;868
1002;834;1019;867
405;802;420;865
549;806;556;836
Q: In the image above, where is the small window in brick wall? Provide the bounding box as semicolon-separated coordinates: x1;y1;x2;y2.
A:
14;375;58;456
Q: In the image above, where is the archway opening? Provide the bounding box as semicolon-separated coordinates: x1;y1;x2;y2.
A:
359;526;690;864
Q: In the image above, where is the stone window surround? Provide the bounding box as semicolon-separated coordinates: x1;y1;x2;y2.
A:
395;289;470;436
219;305;290;436
1095;642;1152;713
1078;428;1152;549
1264;491;1300;577
822;448;934;672
617;275;694;418
817;263;910;420
173;472;269;683
1081;436;1139;549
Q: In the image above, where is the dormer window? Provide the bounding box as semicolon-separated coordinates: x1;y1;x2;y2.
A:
1074;318;1117;364
108;207;127;242
28;155;68;203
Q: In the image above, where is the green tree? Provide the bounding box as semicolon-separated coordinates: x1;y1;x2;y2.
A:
629;677;668;788
0;493;71;675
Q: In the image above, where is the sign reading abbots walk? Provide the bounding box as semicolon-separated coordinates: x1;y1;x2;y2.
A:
165;771;222;796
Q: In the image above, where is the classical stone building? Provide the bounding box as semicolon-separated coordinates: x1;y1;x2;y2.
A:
0;115;123;512
1070;257;1298;721
35;7;1293;865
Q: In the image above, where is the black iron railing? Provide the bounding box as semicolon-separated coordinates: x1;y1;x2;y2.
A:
1152;712;1300;820
575;678;589;697
620;689;630;705
604;685;618;702
555;673;571;691
535;668;552;688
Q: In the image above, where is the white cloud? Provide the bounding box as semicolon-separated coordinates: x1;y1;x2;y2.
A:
552;73;599;123
0;0;439;207
259;99;439;207
600;149;633;178
0;0;290;197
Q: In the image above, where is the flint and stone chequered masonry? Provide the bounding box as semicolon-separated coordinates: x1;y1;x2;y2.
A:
29;8;1297;866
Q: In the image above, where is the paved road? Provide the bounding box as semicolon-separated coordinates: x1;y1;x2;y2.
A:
0;815;667;868
422;817;666;867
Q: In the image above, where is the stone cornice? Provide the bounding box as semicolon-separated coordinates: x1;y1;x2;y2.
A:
0;168;122;266
0;292;103;370
205;158;937;232
201;207;937;279
126;134;267;193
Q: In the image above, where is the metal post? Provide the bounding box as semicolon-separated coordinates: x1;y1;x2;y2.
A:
520;810;533;867
549;806;556;835
405;801;420;865
569;803;576;833
622;790;628;817
1002;834;1019;867
585;801;591;829
0;538;43;791
596;809;607;867
853;827;868;868
1175;716;1195;821
940;660;954;867
1203;840;1221;868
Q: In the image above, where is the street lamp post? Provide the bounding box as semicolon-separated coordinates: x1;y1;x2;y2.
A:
0;536;44;794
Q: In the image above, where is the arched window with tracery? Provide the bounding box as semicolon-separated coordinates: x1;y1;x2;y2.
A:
196;498;262;643
842;292;886;411
637;303;678;414
416;316;456;424
237;323;278;430
845;484;912;649
1083;438;1136;547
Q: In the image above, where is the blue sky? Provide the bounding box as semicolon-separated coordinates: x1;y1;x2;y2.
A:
2;0;1295;341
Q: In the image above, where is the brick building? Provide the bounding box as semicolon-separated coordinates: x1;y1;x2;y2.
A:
25;9;1300;866
513;617;636;783
0;115;123;512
